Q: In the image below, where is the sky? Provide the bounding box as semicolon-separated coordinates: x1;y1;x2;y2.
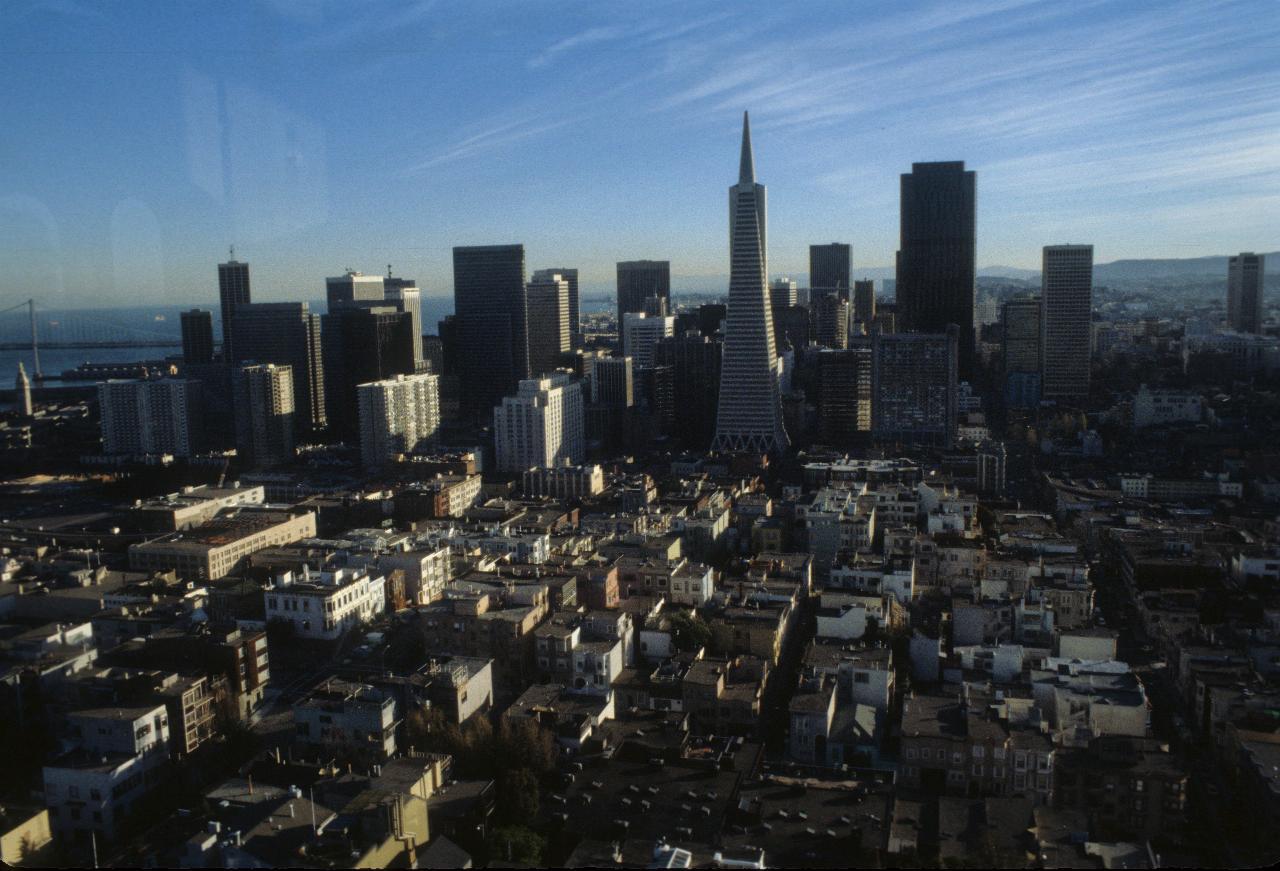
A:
1;0;1278;308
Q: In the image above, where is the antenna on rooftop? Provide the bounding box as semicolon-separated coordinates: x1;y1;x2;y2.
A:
229;244;235;260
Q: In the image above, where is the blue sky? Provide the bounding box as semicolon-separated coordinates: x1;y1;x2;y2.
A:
1;0;1277;308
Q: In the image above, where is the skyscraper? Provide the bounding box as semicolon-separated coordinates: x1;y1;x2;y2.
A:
230;302;327;434
217;255;250;362
98;379;203;457
1002;296;1042;409
770;278;798;308
493;374;585;473
526;272;571;376
357;373;440;468
453;244;529;416
622;311;675;370
233;363;296;469
536;268;580;349
853;280;876;326
181;309;215;365
655;331;723;450
384;275;425;371
1041;245;1093;401
814;295;850;349
809;243;851;298
590;356;634;407
326;271;385;308
321;306;416;438
1228;252;1266;334
870;329;958;448
617;260;671;334
897;161;976;370
817;348;872;445
712;111;789;454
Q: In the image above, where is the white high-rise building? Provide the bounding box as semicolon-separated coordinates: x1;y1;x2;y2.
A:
1041;244;1094;400
712;111;789;454
98;379;202;457
494;373;584;473
357;373;441;468
621;311;675;370
233;363;296;469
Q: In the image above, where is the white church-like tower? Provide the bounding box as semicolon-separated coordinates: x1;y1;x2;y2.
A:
711;112;789;454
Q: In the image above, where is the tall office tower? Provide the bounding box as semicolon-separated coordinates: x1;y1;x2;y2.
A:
453;244;529;417
357;372;440;468
643;363;676;436
697;303;727;337
422;336;444;375
853;280;876;326
809;243;851;299
590;356;634;407
15;362;33;417
772;304;811;354
535;268;580;348
617;260;671;333
180;309;215;365
384;276;425;372
1002;296;1042;409
326;271;385;309
493;373;584;473
321;306;416;438
897;161;976;371
655;331;723;450
870;328;958;448
98;378;203;457
712;112;789;454
770;277;798;308
622;311;676;370
233;363;295;469
526;272;572;376
230;302;327;434
217;255;250;361
1228;252;1266;334
814;295;850;349
817;348;872;445
437;315;461;375
1041;245;1093;401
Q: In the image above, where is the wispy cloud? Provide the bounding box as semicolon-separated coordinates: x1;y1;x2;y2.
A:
528;25;627;69
404;115;571;172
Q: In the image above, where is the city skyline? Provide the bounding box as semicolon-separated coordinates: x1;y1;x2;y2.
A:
3;1;1277;308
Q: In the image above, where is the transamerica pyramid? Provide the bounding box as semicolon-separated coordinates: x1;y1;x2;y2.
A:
711;111;790;454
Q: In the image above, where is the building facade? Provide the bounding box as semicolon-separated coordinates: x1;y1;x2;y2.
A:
1041;245;1093;401
233;363;296;469
493;373;585;473
357;372;441;468
712;111;789;454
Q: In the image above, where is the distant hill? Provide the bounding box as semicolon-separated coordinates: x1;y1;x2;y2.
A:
1094;252;1278;283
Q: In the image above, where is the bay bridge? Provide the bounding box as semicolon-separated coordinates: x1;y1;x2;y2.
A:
1;299;188;379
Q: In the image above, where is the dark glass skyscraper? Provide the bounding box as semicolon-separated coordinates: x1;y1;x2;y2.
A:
230;302;327;434
321;306;416;438
181;309;214;365
616;260;671;335
897;161;976;371
809;243;851;298
217;255;250;361
452;244;528;417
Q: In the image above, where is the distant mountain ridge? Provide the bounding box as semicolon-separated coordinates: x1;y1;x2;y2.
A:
591;252;1278;297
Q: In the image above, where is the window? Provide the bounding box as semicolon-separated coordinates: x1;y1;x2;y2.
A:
854;672;870;683
972;745;984;758
905;747;918;760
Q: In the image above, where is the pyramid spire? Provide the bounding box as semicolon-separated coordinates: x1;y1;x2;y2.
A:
739;110;755;184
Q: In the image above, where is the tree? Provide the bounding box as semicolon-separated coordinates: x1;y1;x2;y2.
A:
668;609;712;652
497;767;540;823
487;825;546;865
